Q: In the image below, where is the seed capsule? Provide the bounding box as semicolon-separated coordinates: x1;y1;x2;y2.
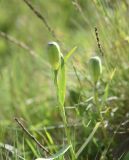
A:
47;42;62;70
89;56;102;84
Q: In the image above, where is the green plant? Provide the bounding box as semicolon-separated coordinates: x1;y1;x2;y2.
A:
89;56;108;138
89;56;102;86
36;42;77;160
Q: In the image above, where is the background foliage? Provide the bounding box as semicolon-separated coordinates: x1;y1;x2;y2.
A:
0;0;129;159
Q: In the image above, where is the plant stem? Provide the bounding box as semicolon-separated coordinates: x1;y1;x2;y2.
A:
59;104;76;160
54;67;76;159
94;85;107;139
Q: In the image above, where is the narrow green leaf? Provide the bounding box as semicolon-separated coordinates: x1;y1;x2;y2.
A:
64;46;77;62
35;145;71;160
58;58;66;106
122;152;129;160
26;139;39;158
76;122;100;158
44;128;54;145
103;68;116;102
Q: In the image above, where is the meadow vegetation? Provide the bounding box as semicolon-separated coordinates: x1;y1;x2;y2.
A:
0;0;129;159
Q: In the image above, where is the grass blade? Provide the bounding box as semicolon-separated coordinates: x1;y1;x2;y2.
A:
103;68;116;101
64;46;77;62
76;122;100;158
35;145;71;160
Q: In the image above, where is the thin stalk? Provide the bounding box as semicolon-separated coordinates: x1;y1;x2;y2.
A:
59;104;76;160
93;85;107;139
54;67;76;160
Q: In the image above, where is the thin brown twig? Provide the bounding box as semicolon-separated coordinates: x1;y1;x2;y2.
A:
0;31;37;58
21;0;60;44
14;117;51;155
0;31;49;66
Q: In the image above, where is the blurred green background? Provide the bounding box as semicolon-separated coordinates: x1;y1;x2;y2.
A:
0;0;129;159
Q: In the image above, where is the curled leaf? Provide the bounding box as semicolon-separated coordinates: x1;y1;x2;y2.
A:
47;42;62;70
89;56;102;84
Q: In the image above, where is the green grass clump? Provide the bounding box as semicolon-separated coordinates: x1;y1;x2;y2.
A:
0;0;129;160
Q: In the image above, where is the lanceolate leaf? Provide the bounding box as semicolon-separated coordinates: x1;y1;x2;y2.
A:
64;46;77;62
58;58;66;106
35;145;71;160
76;122;100;158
